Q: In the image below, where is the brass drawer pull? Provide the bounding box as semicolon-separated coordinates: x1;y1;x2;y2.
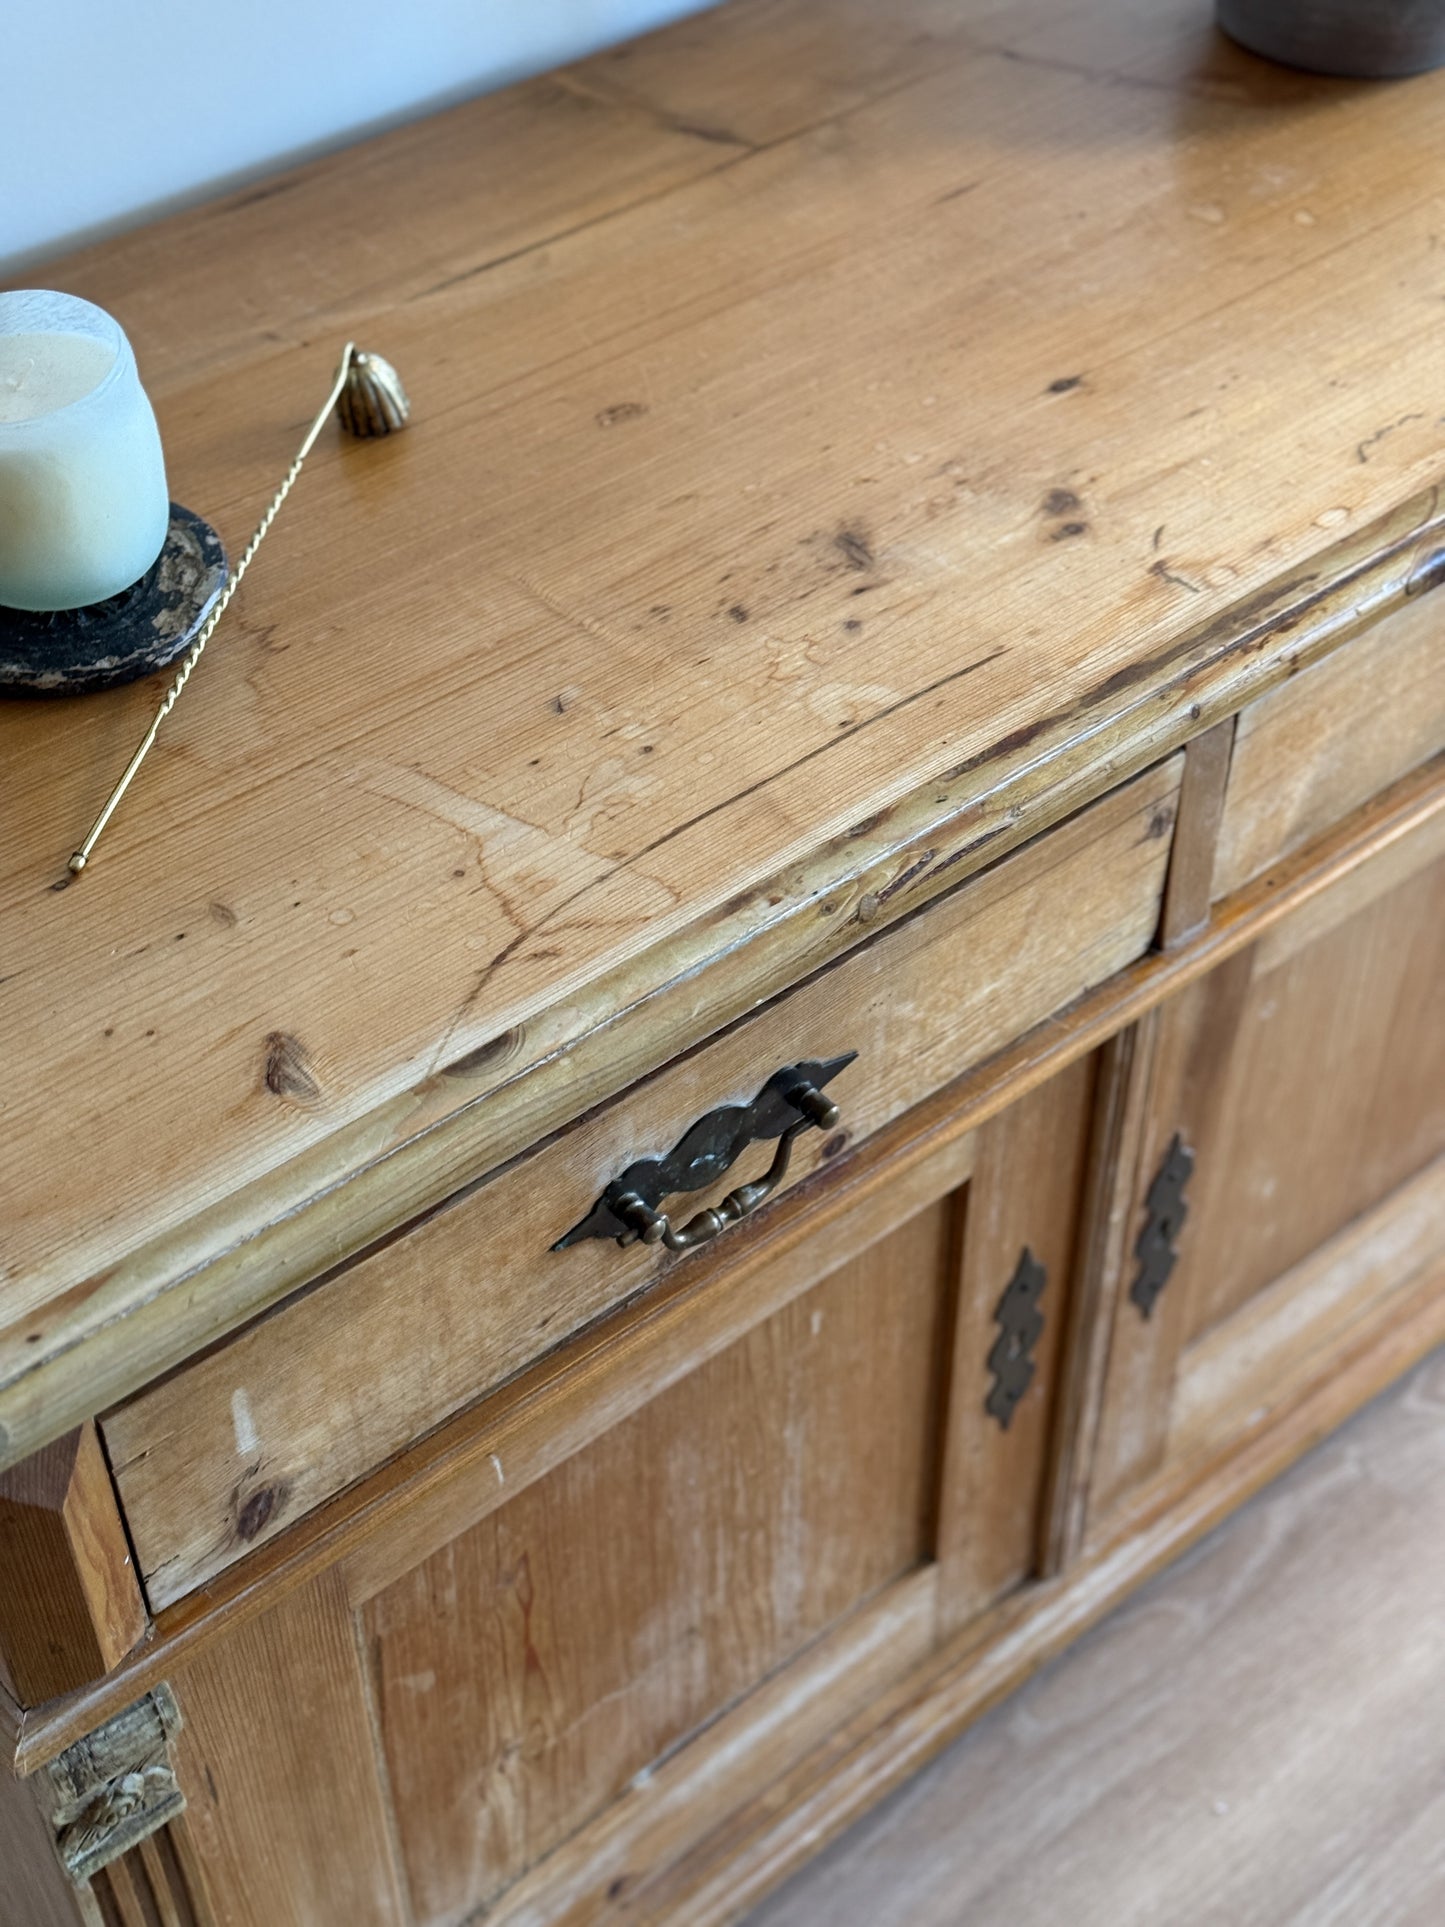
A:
554;1054;856;1252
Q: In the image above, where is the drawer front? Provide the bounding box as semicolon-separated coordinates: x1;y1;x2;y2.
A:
103;756;1180;1608
1214;589;1445;900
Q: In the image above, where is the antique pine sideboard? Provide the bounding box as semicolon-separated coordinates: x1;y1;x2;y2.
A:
3;2;1445;1921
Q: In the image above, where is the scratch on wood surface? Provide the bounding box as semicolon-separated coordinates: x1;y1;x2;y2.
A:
550;68;757;151
355;760;596;871
1150;558;1205;595
502;563;645;654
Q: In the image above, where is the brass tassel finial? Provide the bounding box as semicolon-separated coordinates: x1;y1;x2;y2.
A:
66;342;408;878
336;350;410;437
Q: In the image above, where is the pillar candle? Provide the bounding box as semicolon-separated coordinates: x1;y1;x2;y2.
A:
0;290;169;611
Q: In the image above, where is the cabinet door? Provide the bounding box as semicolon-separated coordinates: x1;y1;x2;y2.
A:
167;1056;1098;1927
1090;835;1445;1521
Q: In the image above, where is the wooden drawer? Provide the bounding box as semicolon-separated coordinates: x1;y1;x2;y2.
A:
102;757;1180;1608
1214;589;1445;900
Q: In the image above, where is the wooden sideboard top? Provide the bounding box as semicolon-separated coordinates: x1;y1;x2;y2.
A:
3;0;1445;1462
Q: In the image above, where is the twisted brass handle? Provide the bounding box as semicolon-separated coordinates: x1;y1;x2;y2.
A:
612;1080;839;1252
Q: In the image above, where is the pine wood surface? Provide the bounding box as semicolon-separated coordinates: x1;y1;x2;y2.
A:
0;1423;147;1706
1179;853;1445;1344
1171;1151;1445;1468
1214;582;1445;898
1090;859;1445;1519
170;1570;408;1927
747;1345;1445;1927
1038;1019;1158;1574
9;750;1443;1783
5;0;1445;1463
90;1831;212;1927
102;755;1173;1610
1158;718;1235;947
0;1762;87;1927
935;1057;1097;1632
364;1214;950;1918
485;1569;940;1927
629;1250;1445;1926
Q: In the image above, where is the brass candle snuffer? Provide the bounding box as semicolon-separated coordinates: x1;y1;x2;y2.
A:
65;344;410;878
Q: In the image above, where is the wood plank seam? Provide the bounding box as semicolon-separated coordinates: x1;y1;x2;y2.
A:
1037;1013;1158;1577
1157;717;1237;948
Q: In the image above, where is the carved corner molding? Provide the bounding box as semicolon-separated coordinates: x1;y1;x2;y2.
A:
40;1682;185;1887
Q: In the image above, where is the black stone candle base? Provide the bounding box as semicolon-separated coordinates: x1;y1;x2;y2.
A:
0;504;227;697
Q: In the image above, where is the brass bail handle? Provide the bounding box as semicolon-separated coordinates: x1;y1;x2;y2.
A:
613;1079;840;1253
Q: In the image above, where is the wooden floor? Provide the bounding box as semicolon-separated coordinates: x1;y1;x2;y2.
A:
748;1347;1445;1927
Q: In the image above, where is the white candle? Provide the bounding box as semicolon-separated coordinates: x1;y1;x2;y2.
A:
0;290;169;611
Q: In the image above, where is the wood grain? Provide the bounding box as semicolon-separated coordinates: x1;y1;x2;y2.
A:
103;756;1175;1607
364;1208;953;1918
935;1056;1097;1633
624;1251;1445;1927
1177;851;1445;1345
92;1835;211;1927
487;1569;938;1927
1157;719;1235;948
7;0;1445;1463
1038;1016;1159;1576
1087;949;1257;1518
0;1763;88;1927
1091;830;1445;1524
1215;582;1445;899
15;750;1445;1781
747;1346;1445;1927
169;1570;406;1927
0;1424;146;1706
1171;1151;1445;1469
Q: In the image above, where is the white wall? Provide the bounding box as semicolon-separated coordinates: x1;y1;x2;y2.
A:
1;0;715;273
